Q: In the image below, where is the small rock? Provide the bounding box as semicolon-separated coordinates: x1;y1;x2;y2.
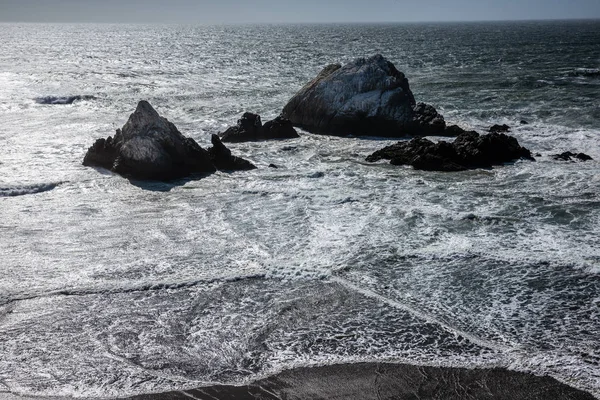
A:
262;116;300;140
208;134;256;171
444;124;466;137
552;151;593;162
489;124;510;133
268;164;279;169
220;113;299;142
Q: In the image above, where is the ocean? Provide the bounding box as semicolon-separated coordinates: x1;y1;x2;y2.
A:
0;20;599;398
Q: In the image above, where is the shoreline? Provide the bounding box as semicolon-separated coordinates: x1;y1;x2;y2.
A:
126;362;597;400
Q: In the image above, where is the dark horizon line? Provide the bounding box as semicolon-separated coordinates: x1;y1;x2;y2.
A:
1;17;599;25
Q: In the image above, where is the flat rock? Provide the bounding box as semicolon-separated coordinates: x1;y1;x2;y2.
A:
367;131;534;171
281;54;448;137
83;101;253;180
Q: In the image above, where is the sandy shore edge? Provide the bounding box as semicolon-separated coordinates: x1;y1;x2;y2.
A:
127;362;597;400
1;363;595;400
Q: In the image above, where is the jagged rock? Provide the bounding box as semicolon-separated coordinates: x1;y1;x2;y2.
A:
208;134;256;171
281;54;447;137
489;124;511;133
220;113;299;142
552;151;593;162
83;101;253;180
367;131;534;171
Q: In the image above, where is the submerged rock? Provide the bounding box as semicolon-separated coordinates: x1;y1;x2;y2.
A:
552;151;593;162
281;54;447;137
83;101;253;180
220;113;299;142
35;95;95;105
366;131;534;171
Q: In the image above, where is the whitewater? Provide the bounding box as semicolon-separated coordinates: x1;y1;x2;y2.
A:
0;21;599;398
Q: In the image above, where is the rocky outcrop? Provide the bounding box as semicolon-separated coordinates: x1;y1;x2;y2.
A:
281;54;448;137
83;101;254;180
552;151;593;162
366;131;534;171
220;113;299;142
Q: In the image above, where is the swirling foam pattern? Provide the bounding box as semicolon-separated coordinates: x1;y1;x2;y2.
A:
0;21;598;398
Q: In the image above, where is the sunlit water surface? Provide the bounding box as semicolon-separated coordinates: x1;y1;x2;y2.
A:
0;21;599;398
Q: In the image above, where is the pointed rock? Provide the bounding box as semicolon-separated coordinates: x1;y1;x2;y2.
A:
83;101;252;181
208;134;256;171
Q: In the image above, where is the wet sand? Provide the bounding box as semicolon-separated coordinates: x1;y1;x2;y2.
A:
128;363;596;400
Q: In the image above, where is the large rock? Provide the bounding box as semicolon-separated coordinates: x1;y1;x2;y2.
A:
83;101;254;180
367;131;534;171
220;113;299;142
281;54;447;137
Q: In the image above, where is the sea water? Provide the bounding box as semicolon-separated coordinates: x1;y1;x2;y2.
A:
0;21;599;398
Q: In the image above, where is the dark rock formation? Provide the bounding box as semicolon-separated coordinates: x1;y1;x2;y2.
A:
552;151;593;162
411;102;446;135
444;124;467;136
220;113;299;142
489;124;511;133
127;362;596;400
367;131;534;171
262;116;299;140
220;112;262;142
520;120;529;125
207;134;256;171
35;95;95;105
281;54;448;137
83;101;253;180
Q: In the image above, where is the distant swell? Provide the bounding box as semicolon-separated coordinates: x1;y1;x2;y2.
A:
0;182;61;197
35;95;96;105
